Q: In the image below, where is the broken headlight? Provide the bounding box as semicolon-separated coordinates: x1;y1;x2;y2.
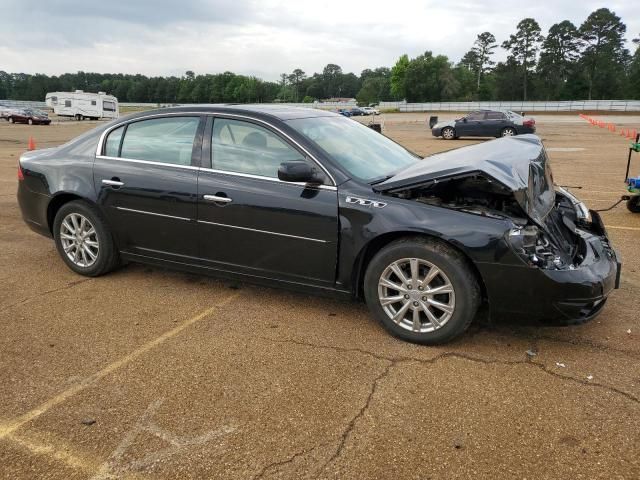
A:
508;226;567;269
557;187;591;223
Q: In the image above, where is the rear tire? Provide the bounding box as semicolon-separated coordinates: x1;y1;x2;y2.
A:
8;117;14;124
364;237;481;344
28;118;33;125
627;196;640;213
53;200;120;277
501;127;517;137
441;127;456;140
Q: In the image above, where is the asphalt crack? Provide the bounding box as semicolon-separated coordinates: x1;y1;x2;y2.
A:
259;337;640;407
0;278;92;314
316;361;394;477
251;444;325;480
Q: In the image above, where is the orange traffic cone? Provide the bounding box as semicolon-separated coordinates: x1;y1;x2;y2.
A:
27;137;35;151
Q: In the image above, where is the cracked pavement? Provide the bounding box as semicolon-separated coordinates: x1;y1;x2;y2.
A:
1;115;639;479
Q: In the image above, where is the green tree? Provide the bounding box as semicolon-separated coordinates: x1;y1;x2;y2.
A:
538;21;581;99
502;18;544;100
579;8;629;100
469;32;497;91
390;54;410;99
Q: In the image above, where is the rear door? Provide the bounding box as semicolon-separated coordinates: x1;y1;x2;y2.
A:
196;116;339;287
93;115;205;261
484;111;509;136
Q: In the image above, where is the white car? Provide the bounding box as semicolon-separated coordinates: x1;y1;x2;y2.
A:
360;107;380;115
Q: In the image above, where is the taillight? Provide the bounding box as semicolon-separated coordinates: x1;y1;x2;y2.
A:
17;164;24;181
523;119;535;127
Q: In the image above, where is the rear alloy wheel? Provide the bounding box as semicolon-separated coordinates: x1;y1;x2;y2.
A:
627;196;640;213
53;201;119;276
364;237;480;344
441;126;456;140
501;127;517;137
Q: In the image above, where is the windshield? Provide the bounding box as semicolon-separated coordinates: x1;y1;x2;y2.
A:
287;116;418;182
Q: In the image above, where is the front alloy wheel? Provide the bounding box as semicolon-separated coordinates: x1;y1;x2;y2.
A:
442;127;455;140
364;237;480;344
378;258;455;333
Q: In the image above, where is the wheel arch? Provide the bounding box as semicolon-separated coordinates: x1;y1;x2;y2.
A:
351;231;488;302
46;192;97;234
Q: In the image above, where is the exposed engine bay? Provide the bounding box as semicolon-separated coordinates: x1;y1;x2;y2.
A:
389;174;596;271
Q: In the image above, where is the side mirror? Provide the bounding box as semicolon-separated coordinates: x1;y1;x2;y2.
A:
278;161;323;184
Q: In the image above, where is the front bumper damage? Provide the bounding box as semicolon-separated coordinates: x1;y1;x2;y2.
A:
478;210;620;324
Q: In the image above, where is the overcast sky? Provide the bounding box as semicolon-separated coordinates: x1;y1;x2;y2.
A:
1;0;639;81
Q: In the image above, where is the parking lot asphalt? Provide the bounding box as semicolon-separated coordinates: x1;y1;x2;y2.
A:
1;114;639;479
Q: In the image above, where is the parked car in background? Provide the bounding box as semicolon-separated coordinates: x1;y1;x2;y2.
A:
361;106;380;115
17;105;619;345
349;107;366;116
336;108;351;117
6;108;51;125
432;110;535;139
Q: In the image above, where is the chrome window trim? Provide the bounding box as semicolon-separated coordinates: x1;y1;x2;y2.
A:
96;155;200;171
197;220;328;243
95;110;337;186
94;155;337;191
198;167;337;191
115;206;191;221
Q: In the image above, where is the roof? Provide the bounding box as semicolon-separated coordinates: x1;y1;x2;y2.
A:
124;104;337;122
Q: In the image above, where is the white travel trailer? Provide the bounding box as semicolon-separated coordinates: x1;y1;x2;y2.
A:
45;90;119;120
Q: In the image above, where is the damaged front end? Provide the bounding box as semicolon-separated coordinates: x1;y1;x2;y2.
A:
374;135;620;323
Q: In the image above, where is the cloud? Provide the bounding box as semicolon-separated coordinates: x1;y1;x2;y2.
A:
0;0;638;80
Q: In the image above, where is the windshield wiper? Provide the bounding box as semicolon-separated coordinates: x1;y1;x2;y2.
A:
369;174;395;185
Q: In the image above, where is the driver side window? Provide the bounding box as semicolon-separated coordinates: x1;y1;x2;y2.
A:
211;118;305;178
466;112;486;121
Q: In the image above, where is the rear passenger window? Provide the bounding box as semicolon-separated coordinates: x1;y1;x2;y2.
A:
211;118;305;178
104;125;124;157
120;117;200;165
486;112;506;120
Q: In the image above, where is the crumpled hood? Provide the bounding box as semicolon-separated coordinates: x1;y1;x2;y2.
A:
374;134;556;225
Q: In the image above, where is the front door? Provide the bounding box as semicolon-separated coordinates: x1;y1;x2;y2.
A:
455;111;486;136
196;116;339;287
94;115;204;261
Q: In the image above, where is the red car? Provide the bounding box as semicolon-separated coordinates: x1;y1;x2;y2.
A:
6;109;51;125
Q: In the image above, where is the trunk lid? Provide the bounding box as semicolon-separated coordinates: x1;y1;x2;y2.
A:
374;134;555;225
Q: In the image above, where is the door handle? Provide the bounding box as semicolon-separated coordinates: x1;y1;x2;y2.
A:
102;179;124;187
203;194;232;203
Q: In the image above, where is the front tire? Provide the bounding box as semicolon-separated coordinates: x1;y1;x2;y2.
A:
627;196;640;213
364;237;481;344
53;201;119;276
8;117;14;124
441;126;456;140
28;118;33;125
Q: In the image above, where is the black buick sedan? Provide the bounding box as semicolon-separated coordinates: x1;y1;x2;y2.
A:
17;105;620;344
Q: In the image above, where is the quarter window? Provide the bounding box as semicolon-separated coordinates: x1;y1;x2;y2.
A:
211;118;306;178
104;125;124;157
118;117;200;165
